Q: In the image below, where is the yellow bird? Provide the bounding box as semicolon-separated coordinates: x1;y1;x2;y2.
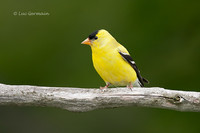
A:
81;29;149;89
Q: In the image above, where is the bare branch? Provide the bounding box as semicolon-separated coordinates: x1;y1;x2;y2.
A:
0;83;200;112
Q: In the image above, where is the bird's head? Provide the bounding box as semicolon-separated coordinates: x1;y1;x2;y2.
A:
81;29;116;48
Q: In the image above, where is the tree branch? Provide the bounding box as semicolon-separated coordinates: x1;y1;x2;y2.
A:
0;83;200;112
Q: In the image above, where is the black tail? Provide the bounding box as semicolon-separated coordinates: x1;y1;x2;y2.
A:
142;78;149;84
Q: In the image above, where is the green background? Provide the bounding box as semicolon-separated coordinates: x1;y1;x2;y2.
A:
0;0;200;133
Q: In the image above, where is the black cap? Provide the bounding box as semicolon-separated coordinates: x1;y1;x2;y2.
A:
88;30;99;40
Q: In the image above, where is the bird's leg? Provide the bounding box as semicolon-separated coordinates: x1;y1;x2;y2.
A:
127;82;133;91
100;83;110;90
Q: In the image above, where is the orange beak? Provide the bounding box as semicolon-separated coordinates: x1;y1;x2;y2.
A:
81;38;91;45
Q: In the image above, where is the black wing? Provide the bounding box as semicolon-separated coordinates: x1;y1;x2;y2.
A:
119;52;149;87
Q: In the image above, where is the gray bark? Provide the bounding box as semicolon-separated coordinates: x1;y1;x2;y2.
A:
0;83;200;112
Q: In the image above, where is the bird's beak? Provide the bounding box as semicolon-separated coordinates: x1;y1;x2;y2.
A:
81;38;91;45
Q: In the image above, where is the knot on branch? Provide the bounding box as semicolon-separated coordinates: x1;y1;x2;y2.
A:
167;95;186;104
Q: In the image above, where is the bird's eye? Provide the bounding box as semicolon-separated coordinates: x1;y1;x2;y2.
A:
94;36;98;40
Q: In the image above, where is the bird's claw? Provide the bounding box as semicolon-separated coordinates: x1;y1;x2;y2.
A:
99;83;110;92
100;86;107;89
127;82;133;91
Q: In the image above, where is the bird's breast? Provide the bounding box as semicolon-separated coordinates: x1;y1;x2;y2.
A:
91;47;137;86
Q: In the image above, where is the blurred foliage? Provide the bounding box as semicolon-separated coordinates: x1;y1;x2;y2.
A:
0;0;200;133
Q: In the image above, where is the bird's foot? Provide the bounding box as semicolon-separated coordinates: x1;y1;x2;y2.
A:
100;83;110;92
127;82;133;91
100;86;107;89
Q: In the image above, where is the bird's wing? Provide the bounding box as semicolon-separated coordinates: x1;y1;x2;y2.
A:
117;45;149;87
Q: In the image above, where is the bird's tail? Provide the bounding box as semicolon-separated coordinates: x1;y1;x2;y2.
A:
142;78;149;84
137;77;149;87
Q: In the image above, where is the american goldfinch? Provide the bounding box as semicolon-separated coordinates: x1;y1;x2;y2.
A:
81;29;149;89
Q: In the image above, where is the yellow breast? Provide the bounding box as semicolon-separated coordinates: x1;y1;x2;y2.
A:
91;45;137;86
